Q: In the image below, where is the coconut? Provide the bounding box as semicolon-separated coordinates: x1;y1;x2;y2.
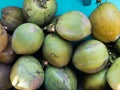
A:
42;33;73;67
89;2;120;43
56;11;91;41
83;69;107;90
45;65;77;90
1;6;25;32
10;55;44;90
72;39;109;73
12;23;44;54
107;57;120;90
23;0;57;26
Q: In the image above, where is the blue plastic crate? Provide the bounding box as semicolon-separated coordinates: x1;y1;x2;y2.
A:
0;0;120;18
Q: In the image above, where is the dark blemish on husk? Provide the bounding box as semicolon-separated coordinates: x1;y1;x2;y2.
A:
34;0;47;8
26;70;36;78
26;69;43;78
16;80;20;86
36;70;41;74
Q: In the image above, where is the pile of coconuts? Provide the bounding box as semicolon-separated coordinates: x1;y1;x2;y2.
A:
0;0;120;90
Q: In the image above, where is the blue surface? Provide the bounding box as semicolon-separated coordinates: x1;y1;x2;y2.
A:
0;0;120;17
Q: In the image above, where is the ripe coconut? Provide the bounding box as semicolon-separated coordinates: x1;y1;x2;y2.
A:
89;2;120;43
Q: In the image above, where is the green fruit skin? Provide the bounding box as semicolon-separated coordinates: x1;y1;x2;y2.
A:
84;69;107;90
45;66;77;90
1;6;25;32
42;33;73;67
23;0;57;26
107;57;120;90
72;39;108;73
56;11;91;41
12;23;44;54
10;55;44;90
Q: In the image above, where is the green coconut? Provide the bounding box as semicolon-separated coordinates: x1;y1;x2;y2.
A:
107;57;120;90
42;33;73;67
10;55;44;90
72;39;109;73
84;69;107;90
23;0;57;26
45;65;77;90
12;23;44;54
56;11;91;41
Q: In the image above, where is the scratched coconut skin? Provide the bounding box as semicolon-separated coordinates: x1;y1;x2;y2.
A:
23;0;57;26
45;65;77;90
10;56;44;90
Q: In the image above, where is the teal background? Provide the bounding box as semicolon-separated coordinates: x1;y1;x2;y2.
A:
0;0;120;17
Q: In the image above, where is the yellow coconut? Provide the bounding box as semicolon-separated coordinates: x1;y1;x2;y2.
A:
89;2;120;43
